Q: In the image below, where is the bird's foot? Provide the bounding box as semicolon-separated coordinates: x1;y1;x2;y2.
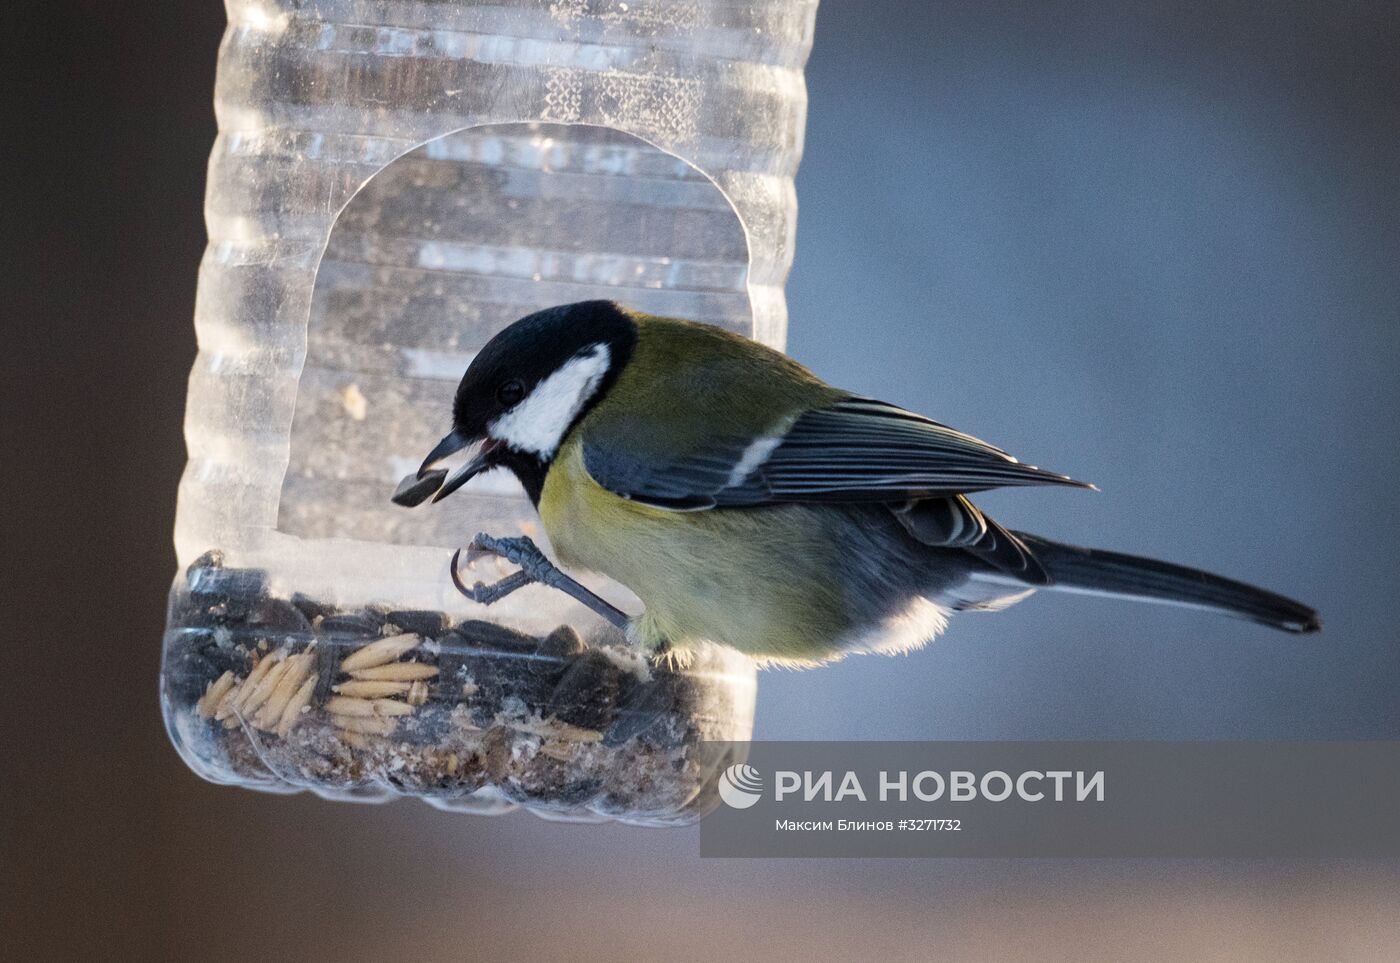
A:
450;533;631;630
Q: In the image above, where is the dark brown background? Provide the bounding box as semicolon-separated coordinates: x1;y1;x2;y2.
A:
6;2;1400;960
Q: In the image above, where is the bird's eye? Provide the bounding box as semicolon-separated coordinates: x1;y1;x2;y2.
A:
496;379;525;407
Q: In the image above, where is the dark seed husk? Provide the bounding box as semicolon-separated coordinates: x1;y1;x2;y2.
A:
514;625;582;686
603;674;678;747
316;612;384;638
163;647;222;704
447;620;551;718
391;468;447;507
314;636;341;701
537;625;586;660
184;566;269;624
291;592;338;623
185;549;225;582
383;609;452;637
249;597;314;636
549;650;621;731
448;619;537;651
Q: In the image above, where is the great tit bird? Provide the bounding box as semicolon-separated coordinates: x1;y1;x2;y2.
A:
402;300;1319;665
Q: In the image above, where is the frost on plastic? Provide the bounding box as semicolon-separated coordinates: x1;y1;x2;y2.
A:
164;0;816;823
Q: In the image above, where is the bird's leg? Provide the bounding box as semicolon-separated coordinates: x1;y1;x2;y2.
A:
450;533;631;630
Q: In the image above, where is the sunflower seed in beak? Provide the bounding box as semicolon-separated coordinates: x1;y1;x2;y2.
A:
391;468;448;507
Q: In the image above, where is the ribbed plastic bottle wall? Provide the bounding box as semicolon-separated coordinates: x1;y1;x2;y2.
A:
162;0;817;824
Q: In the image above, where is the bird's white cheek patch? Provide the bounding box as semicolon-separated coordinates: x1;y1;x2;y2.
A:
489;344;610;457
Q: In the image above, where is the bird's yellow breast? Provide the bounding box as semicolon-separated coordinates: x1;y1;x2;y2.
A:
538;435;855;662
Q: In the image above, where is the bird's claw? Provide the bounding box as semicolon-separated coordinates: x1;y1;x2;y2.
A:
463;533;559;585
449;548;532;604
448;532;631;629
462;531;518;567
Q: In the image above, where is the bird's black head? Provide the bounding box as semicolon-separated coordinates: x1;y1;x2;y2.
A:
414;301;638;504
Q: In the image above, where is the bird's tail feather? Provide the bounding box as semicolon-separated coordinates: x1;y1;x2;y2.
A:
1006;532;1321;634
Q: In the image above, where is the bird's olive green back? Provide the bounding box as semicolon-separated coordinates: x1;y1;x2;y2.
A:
576;312;843;462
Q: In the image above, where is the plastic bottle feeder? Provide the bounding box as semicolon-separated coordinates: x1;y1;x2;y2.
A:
161;0;817;825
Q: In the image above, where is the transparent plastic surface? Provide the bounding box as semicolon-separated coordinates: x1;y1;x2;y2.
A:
164;552;756;825
165;0;816;822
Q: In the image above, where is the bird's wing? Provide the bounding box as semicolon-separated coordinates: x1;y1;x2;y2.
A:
892;494;1051;584
581;396;1091;512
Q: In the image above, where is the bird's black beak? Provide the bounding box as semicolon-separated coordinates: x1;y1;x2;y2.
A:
418;429;471;478
418;430;500;503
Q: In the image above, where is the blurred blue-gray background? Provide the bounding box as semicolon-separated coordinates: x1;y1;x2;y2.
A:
781;0;1399;743
10;1;1399;959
